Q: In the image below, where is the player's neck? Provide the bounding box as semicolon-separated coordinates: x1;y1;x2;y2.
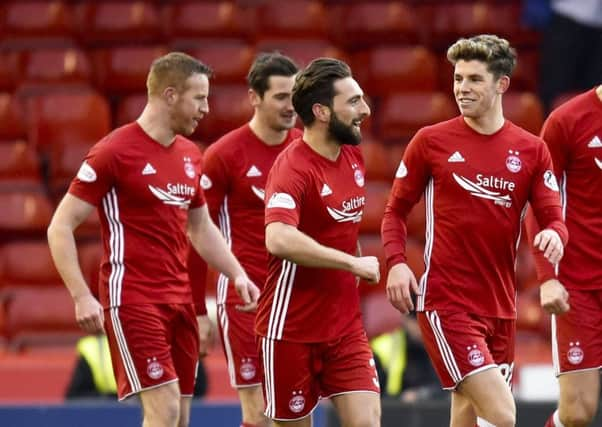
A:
303;127;341;161
462;108;505;135
248;116;288;146
137;105;177;147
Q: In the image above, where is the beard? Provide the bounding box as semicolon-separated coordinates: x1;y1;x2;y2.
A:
328;112;361;146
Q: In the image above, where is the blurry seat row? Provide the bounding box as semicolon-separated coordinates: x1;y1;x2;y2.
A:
0;0;537;51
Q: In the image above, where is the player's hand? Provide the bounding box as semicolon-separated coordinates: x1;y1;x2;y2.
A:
196;314;214;357
350;256;380;284
386;263;419;314
234;274;260;312
74;293;104;334
533;229;564;265
540;279;570;315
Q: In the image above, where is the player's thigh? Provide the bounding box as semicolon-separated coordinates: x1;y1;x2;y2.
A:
558;370;601;418
331;392;381;427
217;304;262;387
171;304;200;397
457;368;515;424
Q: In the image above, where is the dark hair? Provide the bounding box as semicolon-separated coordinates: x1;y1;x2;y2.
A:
246;52;298;98
292;58;351;126
447;34;517;80
147;52;212;97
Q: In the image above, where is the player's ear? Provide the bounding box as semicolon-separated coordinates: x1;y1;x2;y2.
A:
497;75;510;94
312;103;330;124
248;88;261;108
163;86;178;105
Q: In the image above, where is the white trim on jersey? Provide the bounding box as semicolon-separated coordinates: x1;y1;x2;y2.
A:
418;178;434;311
110;307;141;393
217;304;238;387
426;310;462;384
267;260;297;340
556;171;567;277
551;314;560;376
262;337;276;418
103;188;125;307
217;196;231;305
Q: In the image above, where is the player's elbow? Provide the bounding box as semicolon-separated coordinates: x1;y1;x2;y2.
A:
265;223;289;258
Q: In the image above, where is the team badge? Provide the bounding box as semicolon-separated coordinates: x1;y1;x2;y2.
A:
567;342;584;365
467;345;485;367
354;168;365;187
183;156;195;179
147;357;164;380
289;391;305;414
200;174;212;190
543;170;560;192
77;161;97;182
239;358;256;381
505;150;522;173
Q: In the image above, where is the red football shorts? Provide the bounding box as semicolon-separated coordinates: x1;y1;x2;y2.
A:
417;310;515;390
217;303;262;387
259;327;380;421
104;303;199;400
552;288;602;375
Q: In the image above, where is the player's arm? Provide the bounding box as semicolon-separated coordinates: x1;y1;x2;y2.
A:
265;221;379;283
187;205;259;311
48;194;104;333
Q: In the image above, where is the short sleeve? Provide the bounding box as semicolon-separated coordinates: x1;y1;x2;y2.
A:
540;113;569;179
390;129;431;206
264;154;305;227
68;141;116;206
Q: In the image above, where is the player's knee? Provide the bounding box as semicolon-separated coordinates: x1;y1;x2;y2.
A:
479;409;515;427
347;404;380;427
145;398;180;427
560;406;596;427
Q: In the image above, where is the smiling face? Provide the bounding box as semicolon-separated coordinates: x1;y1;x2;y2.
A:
253;74;297;132
169;72;209;136
453;59;508;120
328;77;370;145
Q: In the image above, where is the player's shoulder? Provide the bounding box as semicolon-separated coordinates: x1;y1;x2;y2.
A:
272;137;306;169
208;124;250;154
547;89;595;127
415;116;462;139
505;120;544;146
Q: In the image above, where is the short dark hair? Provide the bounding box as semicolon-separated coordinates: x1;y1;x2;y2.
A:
246;52;298;98
147;52;213;97
292;58;352;126
447;34;517;80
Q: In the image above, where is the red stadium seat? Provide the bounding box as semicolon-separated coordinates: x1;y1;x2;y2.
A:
378;92;456;143
354;45;438;97
357;233;386;295
360;181;391;234
194;84;253;142
0;140;42;190
255;39;348;68
0;52;23;92
0;241;62;289
512;49;539;93
93;46;168;95
256;0;329;40
115;93;146;127
78;241;102;297
76;1;162;46
503;92;544;135
187;41;255;84
27;90;111;151
516;286;549;335
331;2;420;48
0;190;53;238
361;292;402;339
164;1;255;42
0;1;75;49
361;139;391;182
0;92;26;141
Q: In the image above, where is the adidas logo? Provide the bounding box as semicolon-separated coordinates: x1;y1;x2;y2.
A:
142;163;157;175
320;183;333;197
448;151;465;162
246;165;262;177
588;136;602;148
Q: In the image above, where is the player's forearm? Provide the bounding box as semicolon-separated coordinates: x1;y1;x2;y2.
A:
47;223;92;300
265;223;355;271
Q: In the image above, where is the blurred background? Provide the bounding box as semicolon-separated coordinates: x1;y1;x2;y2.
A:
0;0;597;425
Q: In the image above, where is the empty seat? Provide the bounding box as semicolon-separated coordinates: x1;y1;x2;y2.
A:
164;1;255;42
0;52;24;92
361;291;402;339
360;181;391;234
256;0;329;40
0;92;26;141
378;92;457;143
76;1;162;46
0;241;62;289
511;49;539;93
0;140;42;190
115;93;146;127
361;138;391;182
187;41;255;84
20;48;92;92
355;46;438;97
0;190;53;238
331;2;420;48
27;90;111;151
503;92;544;135
194;84;253;142
255;39;348;68
92;46;168;95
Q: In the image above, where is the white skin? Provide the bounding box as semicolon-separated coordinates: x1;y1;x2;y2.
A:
47;71;259;427
266;76;381;427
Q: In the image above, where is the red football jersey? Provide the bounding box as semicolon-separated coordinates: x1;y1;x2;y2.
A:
382;117;564;318
536;88;602;289
68;122;206;308
255;139;366;342
202;125;301;305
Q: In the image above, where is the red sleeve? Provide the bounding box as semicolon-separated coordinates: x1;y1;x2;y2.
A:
68;140;116;206
381;130;431;270
201;143;230;224
264;154;305;227
540;112;570;179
